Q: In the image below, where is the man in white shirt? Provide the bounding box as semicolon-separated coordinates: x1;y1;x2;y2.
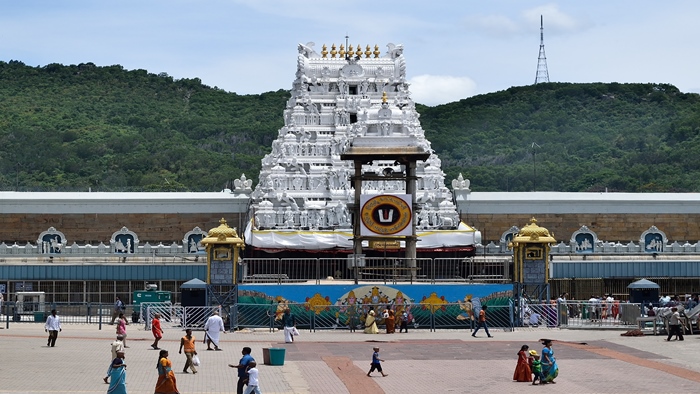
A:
44;309;62;347
588;295;600;321
243;361;262;394
104;335;125;383
204;310;225;351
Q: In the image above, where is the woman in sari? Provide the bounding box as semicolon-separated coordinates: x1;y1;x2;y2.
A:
107;351;127;394
154;349;180;394
541;339;559;384
364;310;378;334
385;310;395;334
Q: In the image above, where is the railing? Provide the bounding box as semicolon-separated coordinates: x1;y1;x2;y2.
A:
241;257;511;284
232;303;515;332
2;300;647;332
520;301;642;329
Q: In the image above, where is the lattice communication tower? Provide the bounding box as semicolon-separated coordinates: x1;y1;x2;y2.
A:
534;15;550;84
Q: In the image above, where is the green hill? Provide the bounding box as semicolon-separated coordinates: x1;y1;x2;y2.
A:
419;83;700;192
1;61;699;192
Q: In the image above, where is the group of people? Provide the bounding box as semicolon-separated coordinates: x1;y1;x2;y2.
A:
363;308;410;334
513;339;559;385
96;308;229;394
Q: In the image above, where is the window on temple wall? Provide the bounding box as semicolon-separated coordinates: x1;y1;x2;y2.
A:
349;85;357;95
350;113;357;124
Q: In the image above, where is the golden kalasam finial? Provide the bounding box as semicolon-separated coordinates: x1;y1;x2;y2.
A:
331;44;337;58
339;44;346;58
321;44;328;58
348;44;353;57
356;44;362;57
219;217;228;226
382;91;388;103
373;44;381;58
365;45;371;58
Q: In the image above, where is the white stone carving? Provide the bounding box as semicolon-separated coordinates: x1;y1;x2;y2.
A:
247;42;466;237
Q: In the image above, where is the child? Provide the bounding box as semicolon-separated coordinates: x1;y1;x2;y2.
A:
513;345;532;382
243;361;261;394
367;346;388;377
529;350;546;385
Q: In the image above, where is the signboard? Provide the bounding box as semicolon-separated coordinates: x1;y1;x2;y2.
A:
360;194;413;237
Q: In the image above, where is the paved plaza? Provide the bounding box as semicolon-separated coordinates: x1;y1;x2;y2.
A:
1;322;699;393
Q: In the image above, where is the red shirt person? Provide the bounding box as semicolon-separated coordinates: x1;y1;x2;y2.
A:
151;313;164;350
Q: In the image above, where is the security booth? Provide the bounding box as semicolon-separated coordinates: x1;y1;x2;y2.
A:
510;218;557;326
628;278;660;306
200;218;245;330
181;278;208;307
180;278;210;327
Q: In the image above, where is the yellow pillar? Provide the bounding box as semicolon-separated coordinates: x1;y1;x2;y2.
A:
200;218;245;284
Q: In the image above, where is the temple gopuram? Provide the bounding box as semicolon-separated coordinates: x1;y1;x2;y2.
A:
243;42;481;258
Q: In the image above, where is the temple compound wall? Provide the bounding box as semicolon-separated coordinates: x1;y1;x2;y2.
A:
455;191;700;244
0;192;249;244
4;190;700;246
465;213;700;244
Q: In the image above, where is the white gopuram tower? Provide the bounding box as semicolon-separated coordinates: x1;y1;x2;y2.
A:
244;42;481;256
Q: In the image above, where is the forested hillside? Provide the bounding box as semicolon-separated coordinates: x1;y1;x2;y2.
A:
1;61;699;192
420;83;700;192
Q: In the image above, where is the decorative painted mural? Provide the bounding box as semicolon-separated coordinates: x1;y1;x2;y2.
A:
238;283;512;329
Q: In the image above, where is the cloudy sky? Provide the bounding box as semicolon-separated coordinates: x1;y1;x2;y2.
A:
2;1;699;106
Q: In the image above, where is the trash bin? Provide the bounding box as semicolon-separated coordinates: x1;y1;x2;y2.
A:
131;311;140;324
268;348;286;366
33;312;46;322
262;348;271;365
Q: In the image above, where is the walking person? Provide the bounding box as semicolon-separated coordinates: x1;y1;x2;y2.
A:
541;339;559;384
44;309;62;347
471;305;493;338
154;349;180;394
107;350;127;394
116;312;129;348
203;310;225;351
151;313;164;350
242;361;262;394
104;335;125;384
513;344;532;382
366;346;388;377
110;296;125;324
666;307;684;341
179;329;198;374
281;308;297;343
529;350;545;385
229;346;255;394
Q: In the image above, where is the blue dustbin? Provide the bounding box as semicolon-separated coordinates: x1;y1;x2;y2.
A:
33;312;46;322
268;348;286;366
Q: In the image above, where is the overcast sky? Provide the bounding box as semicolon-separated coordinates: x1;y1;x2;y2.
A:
2;1;699;106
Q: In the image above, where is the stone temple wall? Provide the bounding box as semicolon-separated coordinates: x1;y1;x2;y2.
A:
1;211;698;246
464;213;700;244
0;213;247;244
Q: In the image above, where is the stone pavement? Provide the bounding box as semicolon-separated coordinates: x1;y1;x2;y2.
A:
0;322;698;393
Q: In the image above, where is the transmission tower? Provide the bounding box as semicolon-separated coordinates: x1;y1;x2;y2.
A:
534;15;550;84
